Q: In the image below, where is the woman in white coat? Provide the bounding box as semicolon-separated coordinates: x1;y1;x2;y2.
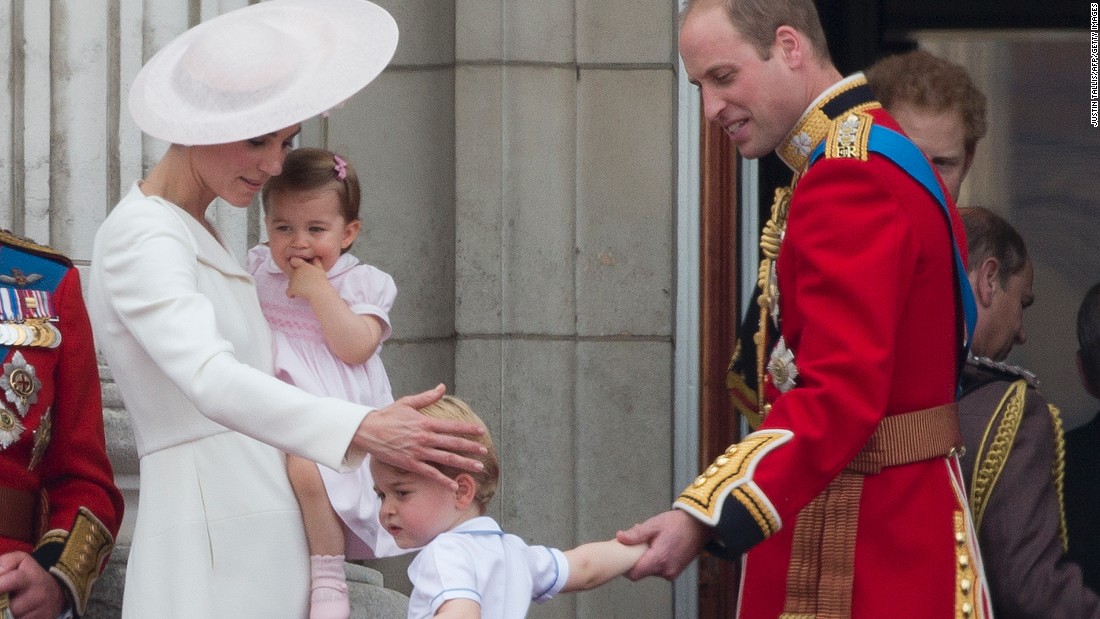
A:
87;2;485;617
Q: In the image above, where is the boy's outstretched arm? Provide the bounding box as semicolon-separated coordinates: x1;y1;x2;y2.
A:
562;539;649;592
435;598;481;618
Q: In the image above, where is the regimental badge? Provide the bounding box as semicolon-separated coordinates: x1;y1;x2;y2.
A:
3;351;40;416
0;268;43;287
0;407;23;449
767;336;798;392
29;406;51;470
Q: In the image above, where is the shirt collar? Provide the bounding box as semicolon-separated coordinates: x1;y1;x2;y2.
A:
449;516;504;536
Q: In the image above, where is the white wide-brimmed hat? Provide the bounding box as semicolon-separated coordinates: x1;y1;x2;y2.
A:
129;0;398;145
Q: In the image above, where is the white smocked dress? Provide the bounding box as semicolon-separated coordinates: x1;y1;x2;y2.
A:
248;244;402;558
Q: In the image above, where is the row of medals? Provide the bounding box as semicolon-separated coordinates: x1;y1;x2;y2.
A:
0;318;60;348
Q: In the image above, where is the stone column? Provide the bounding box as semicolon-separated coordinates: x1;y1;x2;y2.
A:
452;2;678;616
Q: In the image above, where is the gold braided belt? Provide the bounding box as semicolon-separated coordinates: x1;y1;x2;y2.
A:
847;403;963;474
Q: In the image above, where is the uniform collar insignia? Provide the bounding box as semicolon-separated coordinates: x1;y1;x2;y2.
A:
966;353;1040;387
777;73;881;172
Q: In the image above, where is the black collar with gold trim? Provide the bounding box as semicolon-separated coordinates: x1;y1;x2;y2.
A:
777;73;881;172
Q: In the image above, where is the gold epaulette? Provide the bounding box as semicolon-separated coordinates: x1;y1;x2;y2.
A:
822;112;874;162
0;230;72;267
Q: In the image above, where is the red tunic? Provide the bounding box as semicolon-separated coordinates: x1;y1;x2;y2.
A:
676;76;990;618
0;233;123;616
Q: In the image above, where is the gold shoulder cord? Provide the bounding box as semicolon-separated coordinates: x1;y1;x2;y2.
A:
969;380;1027;531
969;382;1069;552
753;184;795;420
1048;402;1068;551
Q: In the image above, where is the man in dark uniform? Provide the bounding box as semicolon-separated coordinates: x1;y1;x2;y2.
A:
0;231;123;619
1064;282;1100;593
954;206;1100;617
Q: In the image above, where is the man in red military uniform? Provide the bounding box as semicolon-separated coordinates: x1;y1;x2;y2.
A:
618;0;991;616
0;230;123;619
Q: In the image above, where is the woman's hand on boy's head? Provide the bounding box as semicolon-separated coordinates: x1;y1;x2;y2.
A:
355;384;488;490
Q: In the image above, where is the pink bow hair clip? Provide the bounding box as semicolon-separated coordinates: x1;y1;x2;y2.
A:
333;155;348;180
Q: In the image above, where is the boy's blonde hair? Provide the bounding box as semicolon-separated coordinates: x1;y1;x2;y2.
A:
419;395;500;512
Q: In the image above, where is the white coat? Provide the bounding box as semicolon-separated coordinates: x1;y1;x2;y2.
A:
88;184;370;618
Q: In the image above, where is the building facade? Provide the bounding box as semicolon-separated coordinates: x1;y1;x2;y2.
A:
0;1;683;617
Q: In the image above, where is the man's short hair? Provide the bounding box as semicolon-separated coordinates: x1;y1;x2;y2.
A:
680;0;831;63
960;206;1029;286
1078;282;1100;392
865;49;988;155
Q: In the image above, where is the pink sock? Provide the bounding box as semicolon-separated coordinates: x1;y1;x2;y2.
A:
309;554;350;619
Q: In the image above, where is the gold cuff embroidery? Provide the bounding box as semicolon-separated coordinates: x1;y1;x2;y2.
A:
675;429;792;535
47;507;115;616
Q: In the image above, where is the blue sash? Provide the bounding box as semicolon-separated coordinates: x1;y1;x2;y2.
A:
809;125;978;384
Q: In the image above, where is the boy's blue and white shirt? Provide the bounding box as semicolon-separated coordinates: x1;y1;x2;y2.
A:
407;515;570;618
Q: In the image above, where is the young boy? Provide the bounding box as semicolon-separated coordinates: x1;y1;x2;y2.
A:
370;395;647;618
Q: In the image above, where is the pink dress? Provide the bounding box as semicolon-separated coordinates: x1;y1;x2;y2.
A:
248;244;402;559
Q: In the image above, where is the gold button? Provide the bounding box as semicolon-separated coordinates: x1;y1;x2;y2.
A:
962;602;973;616
955;532;966;544
958;554;969;568
960;578;972;593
